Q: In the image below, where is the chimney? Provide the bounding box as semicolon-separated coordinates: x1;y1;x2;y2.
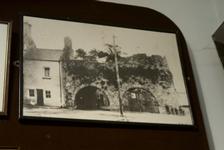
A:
63;36;74;60
24;22;36;51
64;36;72;49
24;22;32;38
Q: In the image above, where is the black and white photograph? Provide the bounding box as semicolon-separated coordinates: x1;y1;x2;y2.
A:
21;15;193;125
0;21;11;116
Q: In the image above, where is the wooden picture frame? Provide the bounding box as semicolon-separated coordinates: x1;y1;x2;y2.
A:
0;21;11;116
19;14;194;126
0;146;20;150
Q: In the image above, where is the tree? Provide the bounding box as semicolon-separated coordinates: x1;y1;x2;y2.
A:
76;48;86;58
89;49;98;57
105;43;122;62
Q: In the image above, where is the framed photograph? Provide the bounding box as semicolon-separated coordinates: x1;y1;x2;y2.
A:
20;15;194;126
0;21;11;116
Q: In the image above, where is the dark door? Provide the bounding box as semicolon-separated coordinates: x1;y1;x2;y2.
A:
36;89;44;106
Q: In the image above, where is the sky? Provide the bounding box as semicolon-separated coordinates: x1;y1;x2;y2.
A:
24;16;190;105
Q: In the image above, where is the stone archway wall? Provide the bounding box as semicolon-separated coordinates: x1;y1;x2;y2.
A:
121;80;155;104
74;85;110;110
120;79;180;109
122;87;159;113
63;72;180;111
63;74;119;109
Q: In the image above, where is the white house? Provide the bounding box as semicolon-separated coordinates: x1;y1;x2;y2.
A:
23;48;64;107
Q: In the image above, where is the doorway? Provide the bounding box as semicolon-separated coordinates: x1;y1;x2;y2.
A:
123;87;159;113
75;86;109;110
36;89;44;106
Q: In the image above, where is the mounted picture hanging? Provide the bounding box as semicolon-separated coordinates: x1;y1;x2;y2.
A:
20;15;194;126
0;21;11;116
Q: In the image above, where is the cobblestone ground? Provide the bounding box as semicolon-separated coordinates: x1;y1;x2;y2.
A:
23;106;193;125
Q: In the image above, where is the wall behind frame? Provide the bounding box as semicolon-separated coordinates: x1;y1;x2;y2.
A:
99;1;224;150
0;1;209;150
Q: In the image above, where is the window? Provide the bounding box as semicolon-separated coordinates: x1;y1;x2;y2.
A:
44;67;50;77
29;89;35;97
45;90;51;98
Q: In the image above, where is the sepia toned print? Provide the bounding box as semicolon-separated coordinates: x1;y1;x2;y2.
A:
0;21;11;116
22;16;193;125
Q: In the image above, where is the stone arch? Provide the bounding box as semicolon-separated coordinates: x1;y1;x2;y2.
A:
122;87;159;113
74;86;110;110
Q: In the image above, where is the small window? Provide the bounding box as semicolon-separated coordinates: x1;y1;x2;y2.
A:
29;89;35;97
44;67;50;77
45;90;51;98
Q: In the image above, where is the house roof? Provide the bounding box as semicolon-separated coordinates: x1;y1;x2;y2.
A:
24;48;63;61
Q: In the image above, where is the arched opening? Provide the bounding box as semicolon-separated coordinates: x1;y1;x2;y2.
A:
75;86;110;110
123;87;159;113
